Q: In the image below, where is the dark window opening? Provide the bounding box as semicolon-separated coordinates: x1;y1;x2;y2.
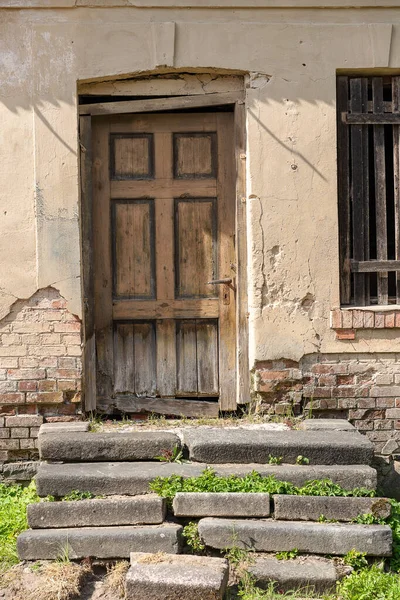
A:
337;75;400;306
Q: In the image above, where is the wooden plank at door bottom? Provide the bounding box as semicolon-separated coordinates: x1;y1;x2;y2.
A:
113;299;219;319
97;396;219;418
156;320;176;397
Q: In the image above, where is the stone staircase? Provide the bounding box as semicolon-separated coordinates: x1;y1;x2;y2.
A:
17;419;393;598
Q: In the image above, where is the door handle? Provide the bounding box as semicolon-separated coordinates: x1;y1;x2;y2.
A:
207;278;233;285
207;278;236;293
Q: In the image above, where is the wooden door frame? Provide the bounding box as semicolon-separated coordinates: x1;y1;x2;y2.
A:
79;89;249;413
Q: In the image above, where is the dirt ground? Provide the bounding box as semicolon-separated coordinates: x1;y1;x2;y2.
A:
0;562;127;600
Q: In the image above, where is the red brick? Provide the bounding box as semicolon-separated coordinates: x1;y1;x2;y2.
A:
374;420;394;430
0;393;25;404
51;299;67;309
396;312;400;328
7;369;45;380
385;313;395;328
258;382;275;393
337;398;357;409
374;313;385;328
26;392;63;404
337;375;356;385
331;309;342;329
17;405;39;415
352;310;364;328
354;420;374;431
318;375;337;386
18;381;38;392
364;312;375;328
57;380;77;392
377;398;395;408
46;368;81;379
58;358;76;369
0;406;16;415
341;311;353;329
44;415;79;422
38;380;57;392
332;387;356;398
357;398;376;409
54;322;81;333
311;364;332;375
336;329;356;340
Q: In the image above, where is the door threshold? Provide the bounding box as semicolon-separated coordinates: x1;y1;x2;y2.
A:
98;396;220;418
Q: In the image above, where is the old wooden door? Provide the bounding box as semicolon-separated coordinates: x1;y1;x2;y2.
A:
92;112;236;415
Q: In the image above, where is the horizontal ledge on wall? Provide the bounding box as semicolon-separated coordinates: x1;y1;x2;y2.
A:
4;1;400;8
331;308;400;338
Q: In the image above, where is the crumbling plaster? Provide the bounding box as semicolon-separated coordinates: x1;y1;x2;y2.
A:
1;6;400;366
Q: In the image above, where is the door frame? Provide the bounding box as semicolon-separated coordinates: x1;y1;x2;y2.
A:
79;84;249;414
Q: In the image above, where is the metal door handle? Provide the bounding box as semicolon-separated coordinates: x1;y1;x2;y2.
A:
207;278;233;285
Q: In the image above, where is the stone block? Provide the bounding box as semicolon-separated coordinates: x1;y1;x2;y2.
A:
249;556;339;594
28;495;166;528
183;429;373;465
299;419;355;431
39;431;180;462
2;461;40;481
273;495;391;522
0;429;9;438
198;518;392;556
5;415;43;428
38;422;89;435
126;553;228;600
35;462;378;498
17;524;182;560
173;492;270;517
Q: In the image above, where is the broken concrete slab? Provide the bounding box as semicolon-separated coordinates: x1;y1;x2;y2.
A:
173;492;270;517
39;431;180;462
183;429;373;465
273;495;391;522
35;462;377;498
198;518;392;556
299;419;356;431
126;553;228;600
2;460;40;482
38;422;89;435
27;495;166;529
17;523;182;560
248;555;339;594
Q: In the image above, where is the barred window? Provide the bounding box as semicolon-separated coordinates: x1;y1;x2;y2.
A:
337;75;400;306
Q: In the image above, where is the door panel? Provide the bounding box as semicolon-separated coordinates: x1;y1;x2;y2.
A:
93;112;236;412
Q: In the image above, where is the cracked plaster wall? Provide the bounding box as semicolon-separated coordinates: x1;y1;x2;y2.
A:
0;6;400;368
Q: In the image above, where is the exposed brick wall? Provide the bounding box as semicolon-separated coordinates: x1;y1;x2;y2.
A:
0;287;82;461
254;353;400;456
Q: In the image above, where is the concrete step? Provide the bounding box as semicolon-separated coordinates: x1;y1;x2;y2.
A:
17;523;182;560
274;495;391;522
126;553;228;600
39;431;180;462
173;492;270;518
35;462;377;497
183;428;373;465
197;518;392;556
248;555;342;594
27;494;166;529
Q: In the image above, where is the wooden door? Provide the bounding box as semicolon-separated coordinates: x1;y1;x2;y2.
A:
92;112;236;415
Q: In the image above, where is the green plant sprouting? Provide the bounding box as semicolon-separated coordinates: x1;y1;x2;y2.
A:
182;522;205;553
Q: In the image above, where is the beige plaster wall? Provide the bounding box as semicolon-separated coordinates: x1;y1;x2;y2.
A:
2;3;400;369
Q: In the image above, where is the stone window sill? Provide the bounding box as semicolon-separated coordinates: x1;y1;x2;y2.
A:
330;308;400;339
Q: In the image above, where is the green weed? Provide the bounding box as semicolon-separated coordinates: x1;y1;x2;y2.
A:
155;445;184;464
275;549;299;560
267;455;283;465
149;468;375;502
336;564;400;599
342;549;368;571
0;481;40;566
182;522;205;553
61;490;97;501
295;455;310;465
